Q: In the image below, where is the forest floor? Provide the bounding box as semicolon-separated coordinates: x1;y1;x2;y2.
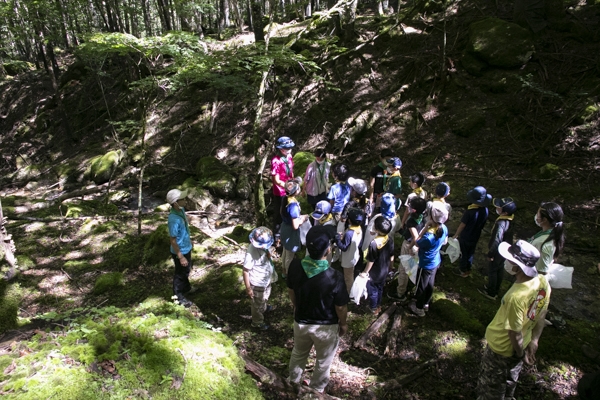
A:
1;1;600;398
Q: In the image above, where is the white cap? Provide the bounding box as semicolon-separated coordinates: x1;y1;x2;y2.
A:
166;189;187;204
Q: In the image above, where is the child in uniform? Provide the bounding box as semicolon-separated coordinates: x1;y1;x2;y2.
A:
401;172;427;227
243;227;276;330
369;149;394;215
327;163;351;221
453;186;491;278
359;216;394;314
383;157;403;211
335;208;365;294
478;198;516;300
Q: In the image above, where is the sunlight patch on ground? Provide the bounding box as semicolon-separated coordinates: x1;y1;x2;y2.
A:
64;251;85;260
433;331;470;359
37;273;68;290
24;221;45;232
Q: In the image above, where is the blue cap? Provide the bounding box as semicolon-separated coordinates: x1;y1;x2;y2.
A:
386;157;402;168
467;186;492;206
380;193;396;219
312;200;331;220
276;136;295;149
249;226;274;249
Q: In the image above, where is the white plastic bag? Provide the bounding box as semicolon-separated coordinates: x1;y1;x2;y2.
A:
400;255;419;284
442;237;461;264
546;263;574;289
299;220;312;246
350;274;369;305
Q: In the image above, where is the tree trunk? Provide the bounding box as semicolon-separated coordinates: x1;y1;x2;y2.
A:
55;0;70;48
250;0;265;42
142;0;153;36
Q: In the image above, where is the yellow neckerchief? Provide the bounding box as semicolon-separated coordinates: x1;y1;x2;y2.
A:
468;204;482;210
413;187;424;197
496;214;514;222
349;225;362;234
426;225;437;234
318;213;334;225
287;196;298;206
373;234;389;249
432;197;446;203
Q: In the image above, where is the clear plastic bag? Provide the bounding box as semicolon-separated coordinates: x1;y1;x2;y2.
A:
442;237;461;264
350;274;369;305
299;220;312;246
546;263;574;289
400;254;419;284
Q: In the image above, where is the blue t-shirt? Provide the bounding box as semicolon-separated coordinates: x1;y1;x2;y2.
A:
168;208;192;255
282;201;301;225
417;225;448;270
327;182;351;213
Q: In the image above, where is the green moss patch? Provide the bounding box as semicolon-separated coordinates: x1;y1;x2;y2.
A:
293;151;315;178
0;298;263;399
196;157;237;198
94;272;125;294
432;299;485;336
0;281;21;334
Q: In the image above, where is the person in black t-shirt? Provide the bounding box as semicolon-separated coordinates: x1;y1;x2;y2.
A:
359;216;394;314
369;149;394;216
287;226;349;393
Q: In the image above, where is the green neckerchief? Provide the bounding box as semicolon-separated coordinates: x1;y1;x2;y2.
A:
301;256;329;278
170;207;190;235
468;204;483;210
530;229;552;242
411;214;424;225
282;155;291;177
378;161;386;169
495;214;514;222
384;170;401;192
316;162;327;193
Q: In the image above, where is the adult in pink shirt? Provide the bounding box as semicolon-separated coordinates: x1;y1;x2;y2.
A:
271;136;295;243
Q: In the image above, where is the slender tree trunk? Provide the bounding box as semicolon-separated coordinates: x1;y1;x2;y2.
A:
250;0;265;41
141;0;153;36
55;0;70;48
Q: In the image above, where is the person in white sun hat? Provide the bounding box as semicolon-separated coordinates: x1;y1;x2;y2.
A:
476;240;551;400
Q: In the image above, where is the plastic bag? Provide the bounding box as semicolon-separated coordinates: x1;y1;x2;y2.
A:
441;237;461;264
350;274;369;305
546;263;574;289
400;254;419;284
299;220;312;246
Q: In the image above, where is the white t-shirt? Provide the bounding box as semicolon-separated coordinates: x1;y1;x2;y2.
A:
243;244;273;287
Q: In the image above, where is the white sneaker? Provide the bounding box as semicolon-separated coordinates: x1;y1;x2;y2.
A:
409;303;425;317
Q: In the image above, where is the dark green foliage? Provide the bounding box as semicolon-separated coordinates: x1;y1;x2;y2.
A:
94;272;125;294
103;235;146;271
229;225;252;244
432;299;485;336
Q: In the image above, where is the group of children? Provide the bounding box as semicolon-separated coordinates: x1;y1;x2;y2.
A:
244;137;567;327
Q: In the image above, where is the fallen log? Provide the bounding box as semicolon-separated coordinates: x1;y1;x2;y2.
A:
354;304;397;349
384;312;403;357
375;359;437;392
240;352;341;399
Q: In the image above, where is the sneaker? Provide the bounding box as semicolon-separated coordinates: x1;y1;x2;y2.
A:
387;292;408;302
367;306;381;315
423;304;429;312
409;303;425;317
179;298;194;308
477;287;498;300
453;268;471;278
251;322;270;330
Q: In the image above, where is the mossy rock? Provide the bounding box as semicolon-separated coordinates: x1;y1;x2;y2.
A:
0;281;20;334
196;157;237;199
229;225;252;244
539;163;561;178
143;225;173;267
89;150;123;185
103;235;146;271
218;266;245;298
432;299;485;335
235;174;252;200
294;151;315;178
3;60;34;76
461;52;487;76
467;18;534;68
181;178;215;210
576;103;599;124
94;272;125;294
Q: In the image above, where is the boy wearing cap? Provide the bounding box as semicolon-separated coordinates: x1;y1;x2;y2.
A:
341;177;372;227
359;216;394;314
281;178;309;277
335;208;365;294
477;240;550;400
312;200;336;227
369;149;394;215
409;202;449;317
167;189;194;308
479;198;516;300
287;225;349;393
271;136;295;242
327;163;351;221
383;157;403;211
361;193;401;255
243;227;276;330
304;149;330;210
453;186;491;278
